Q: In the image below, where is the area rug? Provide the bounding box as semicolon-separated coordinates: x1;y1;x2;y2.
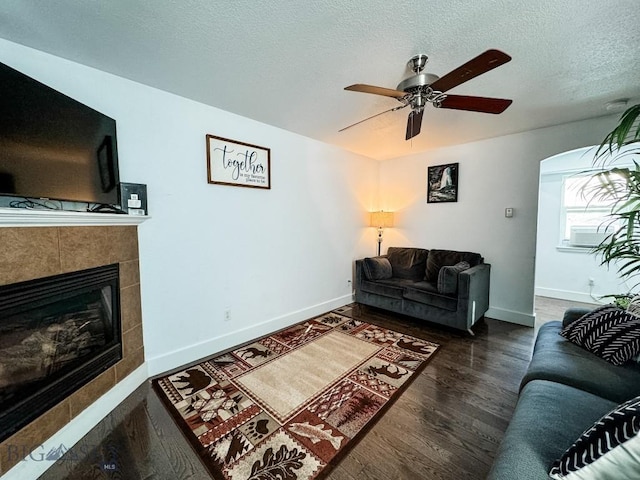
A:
152;308;439;480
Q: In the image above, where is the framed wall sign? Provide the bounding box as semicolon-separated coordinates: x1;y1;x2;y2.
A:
206;134;271;189
427;163;458;203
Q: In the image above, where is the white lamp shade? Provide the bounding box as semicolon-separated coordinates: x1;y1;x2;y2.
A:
370;211;394;228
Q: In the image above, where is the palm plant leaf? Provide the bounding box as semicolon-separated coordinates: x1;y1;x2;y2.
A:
585;105;640;286
595;104;640;164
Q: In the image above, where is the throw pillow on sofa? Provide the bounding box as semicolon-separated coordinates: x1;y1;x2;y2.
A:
437;261;470;295
425;249;482;282
560;304;640;366
362;257;393;280
549;394;640;479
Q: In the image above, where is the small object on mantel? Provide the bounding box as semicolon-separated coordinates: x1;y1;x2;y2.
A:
505;207;514;218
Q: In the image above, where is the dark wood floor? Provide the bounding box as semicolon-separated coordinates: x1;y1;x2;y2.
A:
534;295;597;328
39;304;539;480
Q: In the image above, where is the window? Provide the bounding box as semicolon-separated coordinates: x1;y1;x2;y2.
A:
561;173;622;247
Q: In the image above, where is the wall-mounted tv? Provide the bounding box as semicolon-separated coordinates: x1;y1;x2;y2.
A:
0;61;120;206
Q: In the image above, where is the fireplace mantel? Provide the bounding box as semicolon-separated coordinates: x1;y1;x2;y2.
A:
0;208;149;227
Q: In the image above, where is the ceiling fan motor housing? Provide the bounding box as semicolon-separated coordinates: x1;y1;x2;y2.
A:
396;73;440;94
397;72;444;111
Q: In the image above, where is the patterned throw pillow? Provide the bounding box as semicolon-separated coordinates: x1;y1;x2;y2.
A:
436;261;470;295
560;305;640;366
627;295;640;317
549;395;640;479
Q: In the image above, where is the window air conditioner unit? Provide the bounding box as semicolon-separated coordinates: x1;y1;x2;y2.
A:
569;226;611;247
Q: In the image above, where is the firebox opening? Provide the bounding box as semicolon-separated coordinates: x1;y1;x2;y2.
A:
0;264;122;442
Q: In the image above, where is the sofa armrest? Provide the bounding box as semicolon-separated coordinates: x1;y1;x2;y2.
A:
458;263;491;295
458;263;491;326
355;259;365;289
562;307;593;327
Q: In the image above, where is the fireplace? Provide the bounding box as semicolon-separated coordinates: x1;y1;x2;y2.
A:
0;264;122;442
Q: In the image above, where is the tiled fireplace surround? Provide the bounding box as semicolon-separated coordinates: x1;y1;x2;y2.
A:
0;225;144;475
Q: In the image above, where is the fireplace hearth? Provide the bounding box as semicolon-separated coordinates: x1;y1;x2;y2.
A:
0;264;122;442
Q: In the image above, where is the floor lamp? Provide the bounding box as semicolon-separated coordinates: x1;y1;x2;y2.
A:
370;211;394;256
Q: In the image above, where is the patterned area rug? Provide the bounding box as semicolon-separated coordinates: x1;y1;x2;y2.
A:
152;307;439;480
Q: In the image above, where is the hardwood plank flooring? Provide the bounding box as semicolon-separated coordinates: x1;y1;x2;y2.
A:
534;295;597;327
37;303;547;480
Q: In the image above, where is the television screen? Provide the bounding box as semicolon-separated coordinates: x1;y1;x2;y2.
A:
0;61;119;206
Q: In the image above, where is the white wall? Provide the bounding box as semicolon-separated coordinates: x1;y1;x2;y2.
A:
379;115;619;326
535;147;632;303
0;39;379;377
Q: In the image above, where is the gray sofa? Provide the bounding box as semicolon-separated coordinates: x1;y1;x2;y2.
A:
354;246;490;332
488;307;640;479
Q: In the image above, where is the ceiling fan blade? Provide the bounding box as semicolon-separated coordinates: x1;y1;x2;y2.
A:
438;95;512;114
429;49;511;93
405;109;424;140
339;104;408;132
344;84;407;98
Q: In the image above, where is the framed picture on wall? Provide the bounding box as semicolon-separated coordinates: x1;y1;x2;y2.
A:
206;134;271;189
427;163;458;203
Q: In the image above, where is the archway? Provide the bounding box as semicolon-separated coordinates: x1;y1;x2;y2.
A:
534;146;630;325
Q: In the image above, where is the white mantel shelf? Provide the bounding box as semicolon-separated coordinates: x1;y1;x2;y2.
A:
0;208;149;227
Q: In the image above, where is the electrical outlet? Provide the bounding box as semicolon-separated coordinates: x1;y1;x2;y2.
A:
588;278;595;287
224;309;231;321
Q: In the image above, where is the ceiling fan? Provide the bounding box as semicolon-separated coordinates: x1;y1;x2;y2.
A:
340;49;513;140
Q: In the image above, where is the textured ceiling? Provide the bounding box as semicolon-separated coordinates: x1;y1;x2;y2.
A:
0;0;638;160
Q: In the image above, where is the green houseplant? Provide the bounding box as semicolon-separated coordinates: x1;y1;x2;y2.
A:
585;104;640;288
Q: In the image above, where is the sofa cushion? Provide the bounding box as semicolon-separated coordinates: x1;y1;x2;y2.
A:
520;321;640;404
386;247;428;281
362;256;393;280
549;394;640;479
560;304;640;366
425;249;482;282
360;278;415;299
402;281;457;311
437;261;470;295
487;380;617;480
562;307;594;327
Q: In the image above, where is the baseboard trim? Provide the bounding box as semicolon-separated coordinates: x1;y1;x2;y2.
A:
147;294;353;377
1;363;149;480
485;307;535;327
535;287;601;305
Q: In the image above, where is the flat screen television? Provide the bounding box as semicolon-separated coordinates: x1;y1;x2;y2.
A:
0;61;120;207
